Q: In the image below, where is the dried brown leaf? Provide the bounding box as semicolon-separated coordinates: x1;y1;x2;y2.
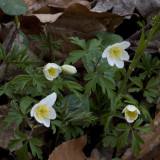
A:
92;0;160;19
48;135;98;160
24;0;45;14
46;0;91;9
32;13;63;23
45;3;123;53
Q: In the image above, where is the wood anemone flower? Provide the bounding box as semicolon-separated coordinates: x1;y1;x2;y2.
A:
122;105;140;123
43;63;62;81
30;92;57;127
102;41;130;68
61;64;77;74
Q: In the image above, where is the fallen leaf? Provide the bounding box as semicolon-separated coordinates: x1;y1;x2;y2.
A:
48;135;98;160
24;0;45;14
45;3;123;53
92;0;160;19
46;0;91;9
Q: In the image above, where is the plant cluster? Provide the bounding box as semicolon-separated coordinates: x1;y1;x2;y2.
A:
0;0;160;160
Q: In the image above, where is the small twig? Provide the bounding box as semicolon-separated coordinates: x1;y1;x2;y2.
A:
121;13;140;18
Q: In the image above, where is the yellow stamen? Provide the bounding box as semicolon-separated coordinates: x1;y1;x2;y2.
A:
48;67;56;77
109;46;122;59
36;105;50;120
125;109;137;119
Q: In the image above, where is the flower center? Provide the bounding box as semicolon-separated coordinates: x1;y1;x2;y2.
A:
36;105;50;120
109;46;122;59
48;67;56;77
125;109;138;119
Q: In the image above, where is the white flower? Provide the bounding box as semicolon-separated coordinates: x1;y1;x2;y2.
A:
30;92;57;127
102;41;130;68
61;64;77;74
122;105;140;123
43;63;62;81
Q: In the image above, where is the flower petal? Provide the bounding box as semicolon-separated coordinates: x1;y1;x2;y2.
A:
120;50;129;61
106;54;115;66
30;104;38;117
102;46;112;58
126;105;137;112
115;59;124;68
40;92;57;108
118;41;130;49
48;107;56;119
33;112;43;124
122;106;127;113
42;118;50;127
125;115;135;123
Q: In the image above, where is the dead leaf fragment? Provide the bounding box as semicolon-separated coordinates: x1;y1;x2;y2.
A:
24;0;45;14
48;135;98;160
46;0;91;9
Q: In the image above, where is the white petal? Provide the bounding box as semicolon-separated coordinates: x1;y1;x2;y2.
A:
126;105;137;112
39;92;57;108
57;66;62;73
33;112;43;124
118;41;130;49
48;107;56;119
115;59;124;68
42;118;50;127
125;115;135;123
102;46;112;58
106;54;115;66
120;50;129;61
30;104;38;117
122;106;127;113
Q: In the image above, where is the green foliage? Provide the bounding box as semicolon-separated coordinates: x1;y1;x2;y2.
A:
15;142;29;160
51;94;96;140
29;138;43;160
1;101;24;129
30;33;62;59
131;131;144;156
143;77;159;103
0;0;27;15
102;135;117;148
0;44;37;69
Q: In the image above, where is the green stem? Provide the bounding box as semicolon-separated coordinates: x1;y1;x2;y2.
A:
14;15;19;27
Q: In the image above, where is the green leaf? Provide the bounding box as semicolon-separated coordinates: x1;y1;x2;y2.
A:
131;131;144;156
128;87;141;92
65;50;85;64
129;77;143;89
133;119;143;128
112;158;123;160
136;126;153;134
8;139;23;149
96;32;123;48
141;106;152;122
69;37;86;50
29;138;43;160
87;38;101;51
146;77;159;88
123;94;138;106
82;54;94;72
84;74;97;96
20;96;35;115
15;142;29;160
98;75;115;98
15;130;27;140
116;130;129;150
0;0;27;15
103;135;117;148
115;123;130;131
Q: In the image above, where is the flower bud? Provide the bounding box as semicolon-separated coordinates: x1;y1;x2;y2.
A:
61;65;77;75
